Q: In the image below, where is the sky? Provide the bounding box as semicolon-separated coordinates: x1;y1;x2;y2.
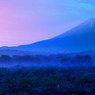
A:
0;0;95;46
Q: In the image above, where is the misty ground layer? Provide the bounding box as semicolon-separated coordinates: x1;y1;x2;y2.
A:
0;66;95;95
0;54;94;95
0;54;94;71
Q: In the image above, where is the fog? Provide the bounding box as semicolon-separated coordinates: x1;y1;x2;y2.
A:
0;61;94;70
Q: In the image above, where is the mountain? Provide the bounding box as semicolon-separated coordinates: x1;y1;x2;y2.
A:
1;18;95;53
0;50;47;56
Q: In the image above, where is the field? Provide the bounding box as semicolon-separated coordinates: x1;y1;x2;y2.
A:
0;65;95;95
0;54;94;95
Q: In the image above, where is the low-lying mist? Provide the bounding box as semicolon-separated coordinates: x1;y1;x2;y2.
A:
0;54;94;69
0;54;95;94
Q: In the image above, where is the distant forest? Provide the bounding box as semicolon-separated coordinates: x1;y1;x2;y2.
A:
0;54;93;65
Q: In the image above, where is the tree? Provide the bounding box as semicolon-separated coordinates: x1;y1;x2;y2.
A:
0;55;12;63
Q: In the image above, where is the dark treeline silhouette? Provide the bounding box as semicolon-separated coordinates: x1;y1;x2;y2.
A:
61;55;93;63
0;54;93;65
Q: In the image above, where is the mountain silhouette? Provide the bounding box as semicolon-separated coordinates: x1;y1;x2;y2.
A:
1;18;95;53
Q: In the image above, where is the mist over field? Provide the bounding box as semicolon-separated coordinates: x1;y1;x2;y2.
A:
0;52;95;95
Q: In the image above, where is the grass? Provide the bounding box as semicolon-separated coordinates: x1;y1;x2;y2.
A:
0;66;95;95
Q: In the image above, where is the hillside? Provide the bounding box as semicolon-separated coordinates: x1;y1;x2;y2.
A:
1;18;95;53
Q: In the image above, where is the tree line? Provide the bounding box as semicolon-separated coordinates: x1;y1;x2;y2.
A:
0;54;93;64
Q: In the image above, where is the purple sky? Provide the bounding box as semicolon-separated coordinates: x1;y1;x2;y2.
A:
0;0;94;46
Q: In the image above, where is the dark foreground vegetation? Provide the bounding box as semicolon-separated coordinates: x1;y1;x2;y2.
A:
0;66;95;95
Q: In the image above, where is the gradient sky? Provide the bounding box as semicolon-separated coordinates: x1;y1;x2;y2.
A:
0;0;95;46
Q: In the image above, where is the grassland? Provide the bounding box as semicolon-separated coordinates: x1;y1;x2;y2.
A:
0;65;95;95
